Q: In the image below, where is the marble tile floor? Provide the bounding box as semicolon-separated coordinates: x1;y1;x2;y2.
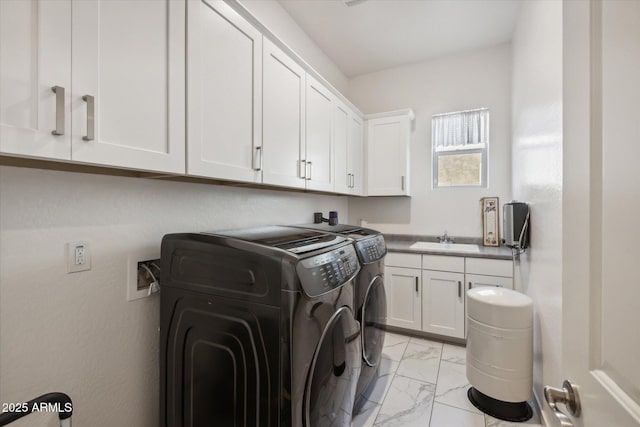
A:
352;332;543;427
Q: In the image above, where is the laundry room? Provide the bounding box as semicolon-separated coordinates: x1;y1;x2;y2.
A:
0;1;638;427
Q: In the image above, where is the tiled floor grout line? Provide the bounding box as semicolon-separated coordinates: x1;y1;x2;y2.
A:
427;341;444;427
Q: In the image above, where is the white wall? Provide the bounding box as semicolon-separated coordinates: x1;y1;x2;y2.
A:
0;166;347;427
239;0;348;93
511;0;563;422
346;44;512;238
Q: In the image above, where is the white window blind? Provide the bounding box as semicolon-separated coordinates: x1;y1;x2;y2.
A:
432;108;489;151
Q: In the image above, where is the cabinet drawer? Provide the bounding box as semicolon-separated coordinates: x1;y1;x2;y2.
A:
465;258;512;277
466;273;513;290
422;254;464;273
384;252;421;269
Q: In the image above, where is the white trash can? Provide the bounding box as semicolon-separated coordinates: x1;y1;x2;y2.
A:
466;287;533;422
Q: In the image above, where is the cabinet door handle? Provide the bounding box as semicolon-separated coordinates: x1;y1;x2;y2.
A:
306;161;312;180
415;277;419;293
82;95;95;141
351;173;355;188
253;146;262;171
469;281;472;290
401;175;405;191
458;281;462;298
51;86;65;136
299;160;306;179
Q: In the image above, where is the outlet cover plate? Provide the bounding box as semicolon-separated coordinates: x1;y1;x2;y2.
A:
67;241;91;273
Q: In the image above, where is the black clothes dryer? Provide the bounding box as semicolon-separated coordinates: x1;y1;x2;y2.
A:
160;226;362;427
287;224;387;413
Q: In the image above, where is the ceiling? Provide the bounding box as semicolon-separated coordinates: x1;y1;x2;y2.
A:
277;0;521;78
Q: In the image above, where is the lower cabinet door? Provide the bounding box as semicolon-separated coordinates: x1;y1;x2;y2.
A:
422;270;465;339
384;266;421;331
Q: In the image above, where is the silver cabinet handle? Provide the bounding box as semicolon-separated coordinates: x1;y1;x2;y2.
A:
253;146;262;171
401;175;405;191
347;173;351;188
544;380;581;427
82;95;95;141
415;277;419;293
299;160;306;179
51;86;65;136
350;173;355;188
458;281;462;298
306;161;312;180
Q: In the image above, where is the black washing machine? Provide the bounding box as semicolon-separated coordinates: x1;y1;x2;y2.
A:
160;226;362;427
287;224;387;413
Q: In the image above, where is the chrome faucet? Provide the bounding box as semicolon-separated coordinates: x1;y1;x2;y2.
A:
438;231;453;244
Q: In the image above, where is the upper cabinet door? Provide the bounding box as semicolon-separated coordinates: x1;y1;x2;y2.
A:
366;110;413;196
348;113;364;196
187;0;262;183
71;0;185;173
0;0;71;160
262;38;305;189
333;101;350;195
305;75;334;192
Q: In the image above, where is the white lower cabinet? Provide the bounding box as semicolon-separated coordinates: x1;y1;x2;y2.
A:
422;270;465;339
384;265;422;330
386;251;513;340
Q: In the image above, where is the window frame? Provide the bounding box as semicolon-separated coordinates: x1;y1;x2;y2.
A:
431;108;489;189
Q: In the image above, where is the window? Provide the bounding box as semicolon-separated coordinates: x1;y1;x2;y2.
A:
432;108;489;188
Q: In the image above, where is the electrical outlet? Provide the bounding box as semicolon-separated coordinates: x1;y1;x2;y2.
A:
67;241;91;273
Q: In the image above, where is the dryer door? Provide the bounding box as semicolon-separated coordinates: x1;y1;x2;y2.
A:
304;306;361;427
362;274;387;367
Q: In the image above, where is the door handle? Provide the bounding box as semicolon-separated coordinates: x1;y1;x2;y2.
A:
415;277;418;293
82;95;95;141
351;173;355;188
469;281;472;290
401;175;405;191
458;281;462;298
253;146;262;171
544;380;581;427
300;160;307;179
51;86;65;136
306;161;312;180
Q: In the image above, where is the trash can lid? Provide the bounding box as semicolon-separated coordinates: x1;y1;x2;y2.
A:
467;287;533;329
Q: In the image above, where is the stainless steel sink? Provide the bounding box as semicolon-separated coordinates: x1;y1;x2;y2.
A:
409;241;481;253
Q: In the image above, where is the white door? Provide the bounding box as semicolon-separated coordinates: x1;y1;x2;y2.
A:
304;74;333;192
262;38;305;189
422;270;465;339
333;101;350;194
187;0;262;183
384;266;421;331
0;0;71;160
71;0;185;173
366;114;410;196
561;1;640;425
348;113;364;196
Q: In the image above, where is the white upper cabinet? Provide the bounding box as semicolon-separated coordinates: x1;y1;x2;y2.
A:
262;38;306;189
187;0;262;183
333;101;350;194
366;109;414;196
334;101;364;196
0;0;71;160
305;74;334;192
348;113;364;195
70;0;185;173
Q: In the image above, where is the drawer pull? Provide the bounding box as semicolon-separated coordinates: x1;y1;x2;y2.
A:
458;281;462;298
415;277;419;293
51;86;65;136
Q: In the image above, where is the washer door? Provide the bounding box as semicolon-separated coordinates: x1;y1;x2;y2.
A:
304;306;362;427
362;275;387;367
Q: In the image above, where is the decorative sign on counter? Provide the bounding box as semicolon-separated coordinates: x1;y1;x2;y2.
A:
481;197;500;246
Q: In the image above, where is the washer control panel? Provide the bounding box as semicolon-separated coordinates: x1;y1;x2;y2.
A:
296;244;360;297
354;235;387;264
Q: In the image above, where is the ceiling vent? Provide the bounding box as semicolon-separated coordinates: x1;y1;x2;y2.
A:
342;0;368;7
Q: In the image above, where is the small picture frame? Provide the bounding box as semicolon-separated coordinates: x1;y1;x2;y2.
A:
481;197;500;246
